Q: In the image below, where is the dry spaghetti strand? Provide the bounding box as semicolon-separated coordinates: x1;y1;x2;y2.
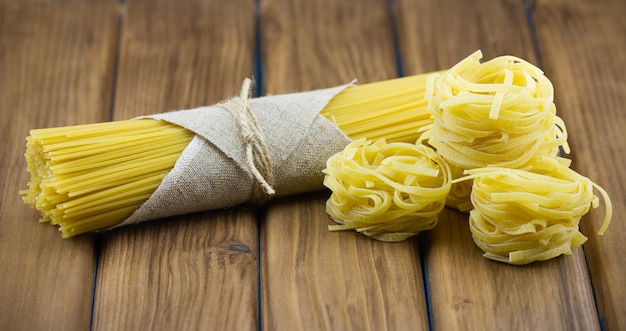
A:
21;73;438;237
21;119;195;238
323;73;436;143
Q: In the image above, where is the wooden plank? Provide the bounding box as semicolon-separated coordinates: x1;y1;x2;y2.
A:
0;0;118;329
395;0;601;330
261;0;399;92
260;0;430;329
532;0;626;329
90;0;259;330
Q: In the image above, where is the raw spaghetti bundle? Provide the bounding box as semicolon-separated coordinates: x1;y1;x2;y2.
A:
455;155;612;264
323;138;451;242
21;74;435;237
424;50;568;211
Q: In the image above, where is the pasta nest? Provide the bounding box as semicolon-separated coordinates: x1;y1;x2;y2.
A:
323;138;451;242
459;155;611;264
425;50;569;170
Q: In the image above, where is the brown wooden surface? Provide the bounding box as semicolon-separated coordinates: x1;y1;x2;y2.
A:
260;0;429;330
0;1;118;330
396;0;601;330
1;0;624;330
533;1;626;329
91;0;259;330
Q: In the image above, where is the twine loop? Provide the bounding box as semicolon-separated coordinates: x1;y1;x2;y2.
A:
219;78;275;202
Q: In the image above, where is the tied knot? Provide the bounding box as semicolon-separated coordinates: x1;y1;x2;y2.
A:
219;78;275;203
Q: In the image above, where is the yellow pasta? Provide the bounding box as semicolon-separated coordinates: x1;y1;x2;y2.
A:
454;155;612;265
425;50;569;210
20;119;194;237
21;48;613;261
322;73;437;143
323;138;451;242
325;52;612;263
21;73;437;237
443;162;474;212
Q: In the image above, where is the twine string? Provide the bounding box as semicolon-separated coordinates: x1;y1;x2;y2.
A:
219;78;275;202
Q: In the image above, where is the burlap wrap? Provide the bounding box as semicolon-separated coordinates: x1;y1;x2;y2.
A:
116;83;352;227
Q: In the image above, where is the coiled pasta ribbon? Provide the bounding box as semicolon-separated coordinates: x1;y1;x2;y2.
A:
425;50;569;210
454;155;612;265
322;52;612;265
323;138;451;242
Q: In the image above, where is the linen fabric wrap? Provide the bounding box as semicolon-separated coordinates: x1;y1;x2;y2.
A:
115;84;352;227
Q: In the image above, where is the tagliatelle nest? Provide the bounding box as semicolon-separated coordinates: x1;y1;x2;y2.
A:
423;50;569;211
456;155;612;265
322;51;612;265
323;138;451;242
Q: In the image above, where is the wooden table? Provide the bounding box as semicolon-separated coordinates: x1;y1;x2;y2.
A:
1;0;624;330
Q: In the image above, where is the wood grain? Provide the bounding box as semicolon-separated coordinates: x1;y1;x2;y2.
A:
533;0;626;329
91;0;259;330
94;210;258;330
262;194;427;330
0;0;118;329
261;0;399;91
260;0;429;329
3;0;623;330
395;0;600;330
